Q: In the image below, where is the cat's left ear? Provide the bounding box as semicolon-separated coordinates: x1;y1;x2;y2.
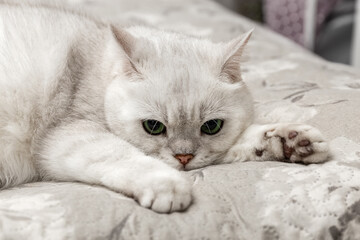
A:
221;29;253;83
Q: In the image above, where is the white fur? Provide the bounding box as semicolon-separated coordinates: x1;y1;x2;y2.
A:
0;4;86;187
0;3;329;213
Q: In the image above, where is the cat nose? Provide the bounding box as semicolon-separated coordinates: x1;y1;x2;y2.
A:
174;154;194;166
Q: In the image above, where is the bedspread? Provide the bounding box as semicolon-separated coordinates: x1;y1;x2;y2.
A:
1;0;360;239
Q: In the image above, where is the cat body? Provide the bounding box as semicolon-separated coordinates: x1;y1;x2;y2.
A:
0;4;108;186
0;4;328;213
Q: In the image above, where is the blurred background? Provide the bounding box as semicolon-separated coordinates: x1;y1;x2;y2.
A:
214;0;357;67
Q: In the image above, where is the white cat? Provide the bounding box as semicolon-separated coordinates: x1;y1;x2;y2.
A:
0;3;329;213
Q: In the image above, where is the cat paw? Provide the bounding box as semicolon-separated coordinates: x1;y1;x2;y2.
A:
264;124;329;164
135;171;192;213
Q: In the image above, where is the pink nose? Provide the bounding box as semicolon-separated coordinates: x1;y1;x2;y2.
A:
174;154;194;166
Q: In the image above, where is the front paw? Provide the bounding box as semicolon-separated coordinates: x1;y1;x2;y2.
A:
265;124;329;164
135;171;192;213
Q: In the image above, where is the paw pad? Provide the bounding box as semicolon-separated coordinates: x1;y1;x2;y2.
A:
255;149;264;157
288;131;298;139
298;147;314;157
298;139;310;146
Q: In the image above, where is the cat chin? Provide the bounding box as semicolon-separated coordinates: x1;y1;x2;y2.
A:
175;164;200;171
183;165;202;171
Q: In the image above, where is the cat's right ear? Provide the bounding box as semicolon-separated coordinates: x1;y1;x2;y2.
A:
110;26;140;77
220;29;253;84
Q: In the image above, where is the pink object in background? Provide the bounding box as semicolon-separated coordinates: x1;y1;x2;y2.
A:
264;0;341;46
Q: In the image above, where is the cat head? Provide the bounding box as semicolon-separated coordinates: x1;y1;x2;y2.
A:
104;26;254;170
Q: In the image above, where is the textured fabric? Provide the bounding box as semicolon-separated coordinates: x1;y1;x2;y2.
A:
1;0;360;239
264;0;341;45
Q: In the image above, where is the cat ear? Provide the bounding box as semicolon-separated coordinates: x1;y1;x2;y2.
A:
111;26;140;77
221;29;253;83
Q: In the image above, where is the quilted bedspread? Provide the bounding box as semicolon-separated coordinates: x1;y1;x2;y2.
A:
1;0;360;239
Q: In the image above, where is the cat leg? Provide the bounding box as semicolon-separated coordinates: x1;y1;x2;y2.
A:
225;123;329;164
38;120;192;213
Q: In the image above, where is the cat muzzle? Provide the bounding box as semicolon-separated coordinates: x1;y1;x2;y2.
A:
174;154;194;166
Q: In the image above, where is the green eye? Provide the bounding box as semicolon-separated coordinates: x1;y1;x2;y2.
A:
143;120;166;135
201;119;223;135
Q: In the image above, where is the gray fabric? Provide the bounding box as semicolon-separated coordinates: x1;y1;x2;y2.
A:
1;0;360;239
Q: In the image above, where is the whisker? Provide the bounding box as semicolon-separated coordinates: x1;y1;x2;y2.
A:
150;120;159;134
205;122;211;132
212;119;222;129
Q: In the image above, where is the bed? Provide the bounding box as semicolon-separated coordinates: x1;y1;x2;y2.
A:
1;0;360;239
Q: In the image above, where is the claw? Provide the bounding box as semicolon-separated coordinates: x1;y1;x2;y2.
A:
264;129;275;138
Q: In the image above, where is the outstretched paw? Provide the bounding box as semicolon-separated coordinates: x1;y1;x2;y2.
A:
135;171;192;213
265;124;329;164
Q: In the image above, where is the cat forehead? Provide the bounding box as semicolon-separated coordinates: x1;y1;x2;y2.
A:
127;26;222;61
136;80;237;124
146;99;224;125
124;27;226;88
